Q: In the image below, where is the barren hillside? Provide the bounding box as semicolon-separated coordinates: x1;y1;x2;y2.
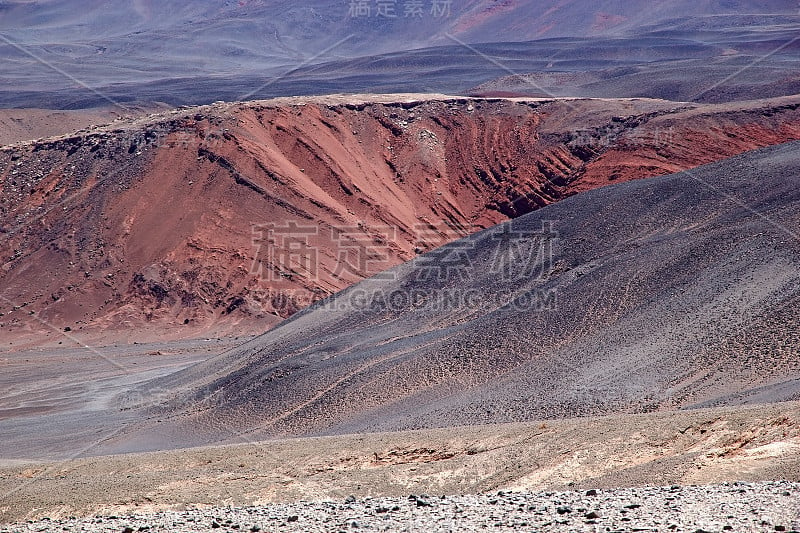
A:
3;95;800;344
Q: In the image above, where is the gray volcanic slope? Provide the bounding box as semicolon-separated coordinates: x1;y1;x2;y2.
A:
142;141;800;446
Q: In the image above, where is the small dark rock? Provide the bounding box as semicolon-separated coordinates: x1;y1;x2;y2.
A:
211;522;221;529
585;489;598;496
556;506;572;515
122;528;134;533
345;495;357;504
287;516;298;523
585;511;601;519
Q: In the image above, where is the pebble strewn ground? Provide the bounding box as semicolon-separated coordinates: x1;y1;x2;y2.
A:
3;482;799;532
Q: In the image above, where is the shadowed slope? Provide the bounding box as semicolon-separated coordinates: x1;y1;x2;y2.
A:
141;141;800;446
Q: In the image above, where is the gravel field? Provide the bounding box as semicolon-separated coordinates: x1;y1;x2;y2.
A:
4;482;799;532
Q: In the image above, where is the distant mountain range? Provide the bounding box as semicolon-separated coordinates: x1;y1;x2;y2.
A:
0;1;798;107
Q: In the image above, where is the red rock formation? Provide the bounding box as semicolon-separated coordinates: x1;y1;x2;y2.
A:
2;95;800;344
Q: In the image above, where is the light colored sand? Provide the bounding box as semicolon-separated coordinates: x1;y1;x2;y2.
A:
1;401;798;524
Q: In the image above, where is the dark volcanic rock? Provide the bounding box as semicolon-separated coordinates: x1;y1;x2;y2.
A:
141;140;800;444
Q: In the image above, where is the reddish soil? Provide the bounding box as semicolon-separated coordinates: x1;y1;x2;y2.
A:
2;94;800;345
0;105;165;146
